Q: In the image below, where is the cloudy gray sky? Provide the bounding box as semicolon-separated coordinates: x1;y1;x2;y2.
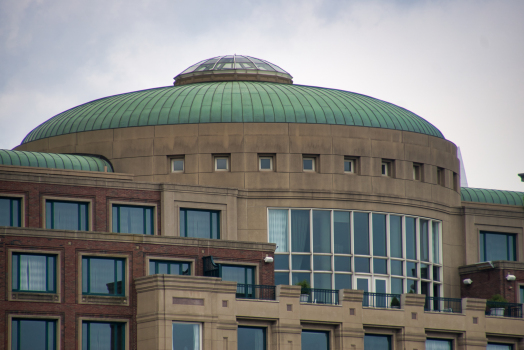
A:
1;0;522;191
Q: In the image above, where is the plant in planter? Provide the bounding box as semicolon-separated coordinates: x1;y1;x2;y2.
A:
390;296;401;308
488;294;508;316
296;280;311;302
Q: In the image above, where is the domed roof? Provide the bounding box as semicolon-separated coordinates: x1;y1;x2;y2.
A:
22;81;444;144
174;55;293;85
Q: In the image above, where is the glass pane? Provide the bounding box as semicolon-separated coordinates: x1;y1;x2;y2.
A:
407;262;417;277
292;255;310;270
433;284;440;298
221;265;248;284
19;254;47;291
211;211;219;239
269;210;288;252
433;266;440;281
334;256;351;272
18;319;48;350
12;199;20;227
82;258;88;293
274;255;289;270
406;217;416;260
421;264;429;279
182;263;190;275
185;209;211;239
391;278;403;295
275;272;289;285
12;319;18;350
313;211;331;253
313;255;331;271
291;210;310;252
303;159;313;171
355;257;370;273
408;280;417;293
356;278;369;292
149;261;156;275
335;274;352;290
80;203;88;231
260;158;271;170
425;339;452;350
47;321;55;350
482;232;516;261
314;273;331;289
88;258;117;294
173;160;184;171
145;207;152;235
116;260;123;295
391;260;403;276
158;262;168;274
420;220;429;261
172;323;200;350
432;222;440;263
354;213;369;255
85;322;121;350
12;254;19;290
47;256;55;292
487;344;512;350
112;206;118;233
0;198;11;226
375;279;386;293
46;201;52;229
372;214;386;257
301;331;329;350
52;201;82;230
364;334;390;350
291;273;310;286
216;158;228;170
373;258;387;274
115;205;147;234
390;216;402;258
421;281;429;296
238;327;265;350
334;211;350;254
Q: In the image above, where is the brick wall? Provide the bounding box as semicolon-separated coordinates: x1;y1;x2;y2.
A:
460;268;524;303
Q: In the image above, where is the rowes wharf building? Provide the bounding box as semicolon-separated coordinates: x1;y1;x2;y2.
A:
1;55;524;350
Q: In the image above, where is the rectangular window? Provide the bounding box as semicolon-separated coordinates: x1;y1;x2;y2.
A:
172;322;200;350
112;204;154;235
373;258;387;274
268;209;288;252
420;219;429;262
149;260;190;275
354;212;369;255
180;208;220;239
437;167;445;186
432;222;440;263
334;256;351;272
12;318;56;350
214;155;229;171
453;172;458;191
334;211;350;254
344;157;355;173
293;255;311;270
274;255;289;270
238;326;265;350
301;330;329;350
406;217;417;260
291;210;310;252
520;285;524;303
335;274;352;290
390;215;402;258
391;260;403;276
479;231;516;262
12;253;56;293
372;214;387;257
355;257;370;273
381;160;393;177
259;156;273;171
46;200;88;231
0;197;21;227
413;163;422;181
313;210;331;253
82;321;124;350
171;158;184;172
82;257;125;296
220;265;254;298
391;278;403;295
364;334;391;350
487;344;513;350
426;339;452;350
303;156;316;172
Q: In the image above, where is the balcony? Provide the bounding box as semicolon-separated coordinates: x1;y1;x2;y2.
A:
236;284;276;300
300;288;339;305
485;301;523;318
424;296;462;313
362;292;401;309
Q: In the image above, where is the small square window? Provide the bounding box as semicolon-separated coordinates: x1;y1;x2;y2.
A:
344;158;355;173
259;156;273;171
303;157;316;172
215;156;229;171
381;160;392;176
413;163;422;181
171;158;184;172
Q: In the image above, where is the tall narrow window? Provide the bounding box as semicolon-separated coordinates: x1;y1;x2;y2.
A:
334;211;350;254
12;253;56;293
432;222;440;263
149;260;190;275
180;208;220;239
220;265;254;298
390;216;402;258
269;209;288;252
479;231;516;262
173;323;200;350
301;330;329;350
406;217;417;260
46;200;88;231
313;210;331;253
0;197;21;227
420;219;429;262
238;327;266;350
82;321;125;350
344;157;355;173
372;214;387;257
291;210;310;252
112;204;154;235
82;257;125;296
354;212;369;255
12;318;56;350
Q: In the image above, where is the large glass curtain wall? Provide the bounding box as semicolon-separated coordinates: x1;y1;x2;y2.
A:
269;209;442;296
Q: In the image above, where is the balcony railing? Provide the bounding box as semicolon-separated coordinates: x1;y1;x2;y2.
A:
300;288;339;305
236;284;276;300
363;292;401;309
424;296;462;313
485;301;523;318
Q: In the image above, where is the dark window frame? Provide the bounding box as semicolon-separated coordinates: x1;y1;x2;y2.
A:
180;208;220;239
238;326;267;350
479;231;517;262
12;318;56;350
0;196;22;227
45;199;89;231
149;259;191;275
112;204;155;235
82;256;125;296
82;321;125;350
12;253;56;293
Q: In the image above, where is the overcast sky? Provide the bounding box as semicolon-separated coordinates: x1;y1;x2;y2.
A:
1;0;522;191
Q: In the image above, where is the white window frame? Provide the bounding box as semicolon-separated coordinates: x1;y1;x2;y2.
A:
259;156;274;171
344;158;355;173
214;156;230;171
171;157;185;173
303;157;316;172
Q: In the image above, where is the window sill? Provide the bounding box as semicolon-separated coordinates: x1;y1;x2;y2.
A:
10;292;60;303
80;295;128;305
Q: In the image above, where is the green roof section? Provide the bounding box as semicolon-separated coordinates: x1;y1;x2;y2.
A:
0;150;113;172
461;187;524;206
22;81;444;144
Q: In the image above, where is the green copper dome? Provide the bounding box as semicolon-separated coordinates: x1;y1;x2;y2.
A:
0;150;113;172
460;187;524;206
22;81;444;144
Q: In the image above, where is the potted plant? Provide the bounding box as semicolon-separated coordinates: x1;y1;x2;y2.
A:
390;296;400;308
488;294;508;316
296;280;311;302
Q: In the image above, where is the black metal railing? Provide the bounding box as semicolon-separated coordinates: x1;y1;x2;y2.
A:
362;292;401;309
300;288;339;305
236;284;276;300
485;301;523;318
424;296;462;313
